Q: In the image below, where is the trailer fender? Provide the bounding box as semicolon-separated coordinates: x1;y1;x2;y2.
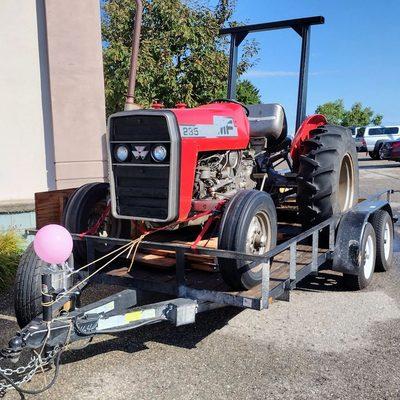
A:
333;200;393;275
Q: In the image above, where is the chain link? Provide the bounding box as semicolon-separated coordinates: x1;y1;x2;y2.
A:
0;346;60;395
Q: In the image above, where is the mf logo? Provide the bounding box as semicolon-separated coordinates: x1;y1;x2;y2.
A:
219;118;234;136
132;145;149;160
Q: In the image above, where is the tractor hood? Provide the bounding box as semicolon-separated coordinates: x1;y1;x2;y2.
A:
107;103;250;223
171;102;250;150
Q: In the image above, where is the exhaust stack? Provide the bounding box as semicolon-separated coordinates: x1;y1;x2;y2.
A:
124;0;143;110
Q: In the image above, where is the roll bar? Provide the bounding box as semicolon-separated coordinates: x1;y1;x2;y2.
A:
220;16;325;130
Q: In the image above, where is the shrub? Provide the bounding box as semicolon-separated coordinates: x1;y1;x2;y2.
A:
0;231;24;291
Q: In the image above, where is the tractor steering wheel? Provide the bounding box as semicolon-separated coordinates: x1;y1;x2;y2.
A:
209;99;250;117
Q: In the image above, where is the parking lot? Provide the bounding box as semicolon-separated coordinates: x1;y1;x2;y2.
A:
1;155;399;400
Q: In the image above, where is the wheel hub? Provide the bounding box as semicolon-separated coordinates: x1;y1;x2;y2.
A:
383;222;391;260
363;234;375;280
338;154;355;212
246;212;271;255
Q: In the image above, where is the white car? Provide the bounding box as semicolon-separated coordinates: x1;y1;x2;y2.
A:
363;126;400;159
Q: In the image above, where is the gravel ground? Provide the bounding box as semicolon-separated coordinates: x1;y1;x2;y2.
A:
1;155;399;399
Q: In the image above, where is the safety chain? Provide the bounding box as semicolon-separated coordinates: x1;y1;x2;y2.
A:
0;346;60;396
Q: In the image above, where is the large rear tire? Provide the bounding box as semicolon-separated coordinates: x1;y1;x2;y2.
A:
63;183;131;265
218;190;277;290
297;125;359;228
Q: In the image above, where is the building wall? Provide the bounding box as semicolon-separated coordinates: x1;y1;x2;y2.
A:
44;0;107;189
0;0;52;206
0;0;107;232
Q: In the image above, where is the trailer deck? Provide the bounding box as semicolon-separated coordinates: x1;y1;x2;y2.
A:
25;191;395;315
77;217;335;311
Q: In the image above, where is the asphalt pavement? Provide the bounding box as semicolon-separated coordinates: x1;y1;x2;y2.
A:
1;155;399;399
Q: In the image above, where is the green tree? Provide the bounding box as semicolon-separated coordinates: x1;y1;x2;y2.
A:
236;79;261;105
342;102;383;127
315;99;346;125
102;0;259;116
315;99;383;127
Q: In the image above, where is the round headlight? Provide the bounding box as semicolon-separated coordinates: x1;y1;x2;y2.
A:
114;145;129;162
151;145;167;162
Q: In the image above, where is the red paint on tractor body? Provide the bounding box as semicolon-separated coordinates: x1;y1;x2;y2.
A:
170;103;250;220
290;114;327;168
166;103;326;222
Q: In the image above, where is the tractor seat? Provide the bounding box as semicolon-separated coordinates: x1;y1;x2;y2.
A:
247;103;287;142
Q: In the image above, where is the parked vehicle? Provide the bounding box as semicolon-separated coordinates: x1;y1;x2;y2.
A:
354;127;367;152
350;126;362;139
363;126;400;159
380;139;400;161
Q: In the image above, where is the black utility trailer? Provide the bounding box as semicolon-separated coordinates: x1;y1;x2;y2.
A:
74;190;395;312
0;191;396;396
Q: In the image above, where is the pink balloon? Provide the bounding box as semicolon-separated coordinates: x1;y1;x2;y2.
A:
34;224;73;264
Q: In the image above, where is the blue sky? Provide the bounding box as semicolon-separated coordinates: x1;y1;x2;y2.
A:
229;0;400;132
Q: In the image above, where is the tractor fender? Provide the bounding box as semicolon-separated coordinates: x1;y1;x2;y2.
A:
290;114;327;169
332;200;393;275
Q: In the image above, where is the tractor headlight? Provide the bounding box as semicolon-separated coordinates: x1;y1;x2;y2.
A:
114;145;129;162
151;145;167;162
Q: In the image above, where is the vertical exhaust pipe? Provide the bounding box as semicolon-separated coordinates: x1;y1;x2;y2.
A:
124;0;143;110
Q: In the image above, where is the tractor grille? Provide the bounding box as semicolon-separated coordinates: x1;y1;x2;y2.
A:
108;111;180;222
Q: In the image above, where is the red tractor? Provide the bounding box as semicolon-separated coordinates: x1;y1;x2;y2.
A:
15;13;359;326
63;15;358;286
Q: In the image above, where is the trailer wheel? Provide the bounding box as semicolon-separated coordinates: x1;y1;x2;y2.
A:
297;125;359;229
370;210;393;272
343;222;376;290
218;190;277;290
63;183;131;264
14;244;75;328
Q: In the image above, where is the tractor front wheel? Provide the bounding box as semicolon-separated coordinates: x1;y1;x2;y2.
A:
63;182;131;265
218;190;277;290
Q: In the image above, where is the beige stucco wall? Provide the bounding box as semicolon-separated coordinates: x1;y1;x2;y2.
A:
44;0;107;189
0;0;52;205
0;0;107;210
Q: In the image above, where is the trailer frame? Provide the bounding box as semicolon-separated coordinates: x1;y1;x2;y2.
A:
0;190;395;397
20;190;394;331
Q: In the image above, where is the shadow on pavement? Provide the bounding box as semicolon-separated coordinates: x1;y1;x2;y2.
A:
60;306;241;366
295;271;346;292
358;162;399;169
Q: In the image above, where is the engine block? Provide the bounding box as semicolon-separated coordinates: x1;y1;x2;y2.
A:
193;151;256;200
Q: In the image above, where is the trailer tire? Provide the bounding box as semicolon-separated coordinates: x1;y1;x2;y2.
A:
14;244;74;328
63;183;131;264
297;125;359;229
370;210;393;272
343;222;376;290
218;190;277;290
